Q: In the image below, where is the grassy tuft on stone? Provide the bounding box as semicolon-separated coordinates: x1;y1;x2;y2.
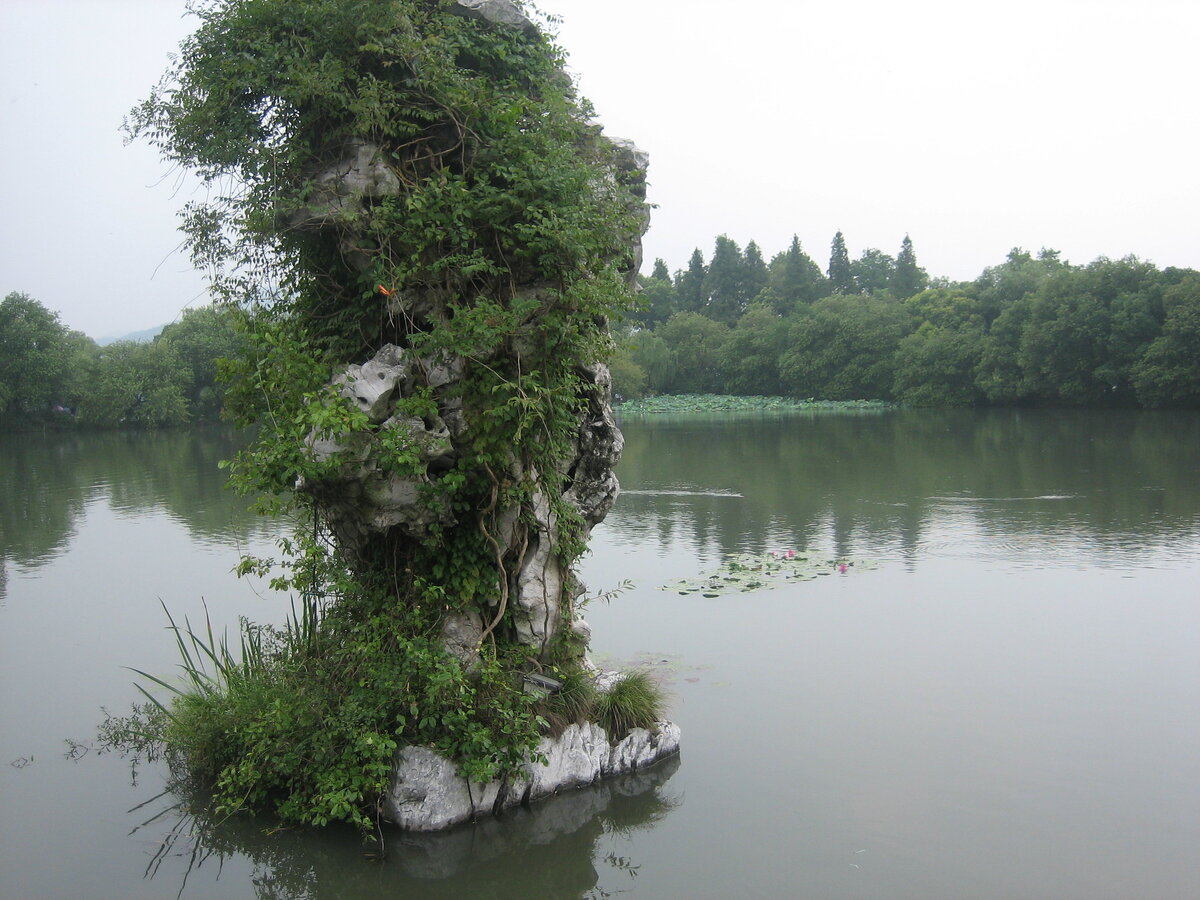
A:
593;671;664;740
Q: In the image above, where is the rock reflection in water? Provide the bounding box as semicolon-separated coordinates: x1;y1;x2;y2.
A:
141;755;680;899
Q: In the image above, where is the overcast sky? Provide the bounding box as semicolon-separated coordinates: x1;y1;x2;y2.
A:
2;0;1198;339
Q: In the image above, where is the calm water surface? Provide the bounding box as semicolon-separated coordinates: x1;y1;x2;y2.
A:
1;410;1197;899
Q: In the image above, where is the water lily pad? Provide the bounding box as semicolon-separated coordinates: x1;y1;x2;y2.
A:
662;551;877;597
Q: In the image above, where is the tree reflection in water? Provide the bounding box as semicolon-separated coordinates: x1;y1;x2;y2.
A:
129;756;681;900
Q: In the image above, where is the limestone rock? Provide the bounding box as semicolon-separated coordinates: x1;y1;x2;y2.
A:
526;722;610;801
440;609;485;668
392;755;680;879
450;0;537;35
387;746;503;832
334;357;409;424
606;722;682;776
282;142;399;230
513;488;564;653
383;719;681;832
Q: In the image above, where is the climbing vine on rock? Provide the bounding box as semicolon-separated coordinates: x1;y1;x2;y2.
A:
116;0;649;829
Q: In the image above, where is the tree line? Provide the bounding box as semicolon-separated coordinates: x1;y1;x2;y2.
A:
612;233;1200;408
6;231;1199;429
0;292;244;429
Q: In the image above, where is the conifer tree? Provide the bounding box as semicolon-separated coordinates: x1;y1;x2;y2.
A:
743;240;769;304
768;235;827;311
675;248;707;313
891;234;929;298
828;230;856;294
638;258;677;326
703;235;745;324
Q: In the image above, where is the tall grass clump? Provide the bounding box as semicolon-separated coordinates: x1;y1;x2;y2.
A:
100;585;547;830
536;669;598;735
593;672;664;740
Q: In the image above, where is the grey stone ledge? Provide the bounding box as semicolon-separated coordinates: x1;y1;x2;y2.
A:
384;719;681;832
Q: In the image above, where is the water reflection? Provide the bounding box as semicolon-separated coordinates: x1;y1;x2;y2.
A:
610;408;1200;567
137;757;680;899
0;429;271;576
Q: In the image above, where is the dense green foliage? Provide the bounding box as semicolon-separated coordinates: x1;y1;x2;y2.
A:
104;0;646;830
0;293;243;430
617;240;1200;408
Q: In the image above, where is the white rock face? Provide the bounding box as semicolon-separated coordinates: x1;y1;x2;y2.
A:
391;754;680;879
384;720;681;832
451;0;536;34
282;142;400;229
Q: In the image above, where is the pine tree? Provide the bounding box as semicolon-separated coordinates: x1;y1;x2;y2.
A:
828;230;856;294
637;258;676;327
768;235;827;311
743;240;769;304
703;234;745;324
891;234;929;298
675;248;707;313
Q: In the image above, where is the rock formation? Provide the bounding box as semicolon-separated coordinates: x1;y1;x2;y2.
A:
387;718;682;832
278;0;678;827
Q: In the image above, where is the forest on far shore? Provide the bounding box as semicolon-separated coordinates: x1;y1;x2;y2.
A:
4;230;1200;431
0;294;242;430
611;233;1200;409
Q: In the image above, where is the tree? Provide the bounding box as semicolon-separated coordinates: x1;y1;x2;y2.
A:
657;312;729;393
767;236;826;311
975;293;1036;404
607;342;648;399
157;305;246;420
78;340;190;427
675;248;707;313
702;234;746;324
971;247;1068;325
904;288;984;331
780;295;908;399
890;234;928;298
627;328;675;394
1133;275;1200;406
850;248;895;294
893;320;984;406
742;240;769;303
721;305;785;395
827;231;855;294
0;292;72;419
634;275;677;328
1016;271;1114;405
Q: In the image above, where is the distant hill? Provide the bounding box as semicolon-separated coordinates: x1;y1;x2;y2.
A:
95;324;166;346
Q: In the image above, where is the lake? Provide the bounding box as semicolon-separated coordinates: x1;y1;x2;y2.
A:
1;409;1198;899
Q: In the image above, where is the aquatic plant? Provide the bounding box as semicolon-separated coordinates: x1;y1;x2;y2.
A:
663;551;877;597
617;394;894;416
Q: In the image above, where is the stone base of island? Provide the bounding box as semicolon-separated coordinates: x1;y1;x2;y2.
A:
386;718;681;832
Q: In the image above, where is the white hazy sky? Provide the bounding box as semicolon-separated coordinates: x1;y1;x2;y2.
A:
2;0;1198;339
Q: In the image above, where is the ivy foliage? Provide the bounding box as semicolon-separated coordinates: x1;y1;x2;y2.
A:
118;0;644;829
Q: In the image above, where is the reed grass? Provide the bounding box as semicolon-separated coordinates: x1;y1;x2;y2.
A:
593;671;664;740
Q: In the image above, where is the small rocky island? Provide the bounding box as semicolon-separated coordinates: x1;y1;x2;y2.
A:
118;0;679;832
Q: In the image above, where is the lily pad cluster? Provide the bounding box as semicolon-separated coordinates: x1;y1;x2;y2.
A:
617;395;893;415
663;550;877;597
